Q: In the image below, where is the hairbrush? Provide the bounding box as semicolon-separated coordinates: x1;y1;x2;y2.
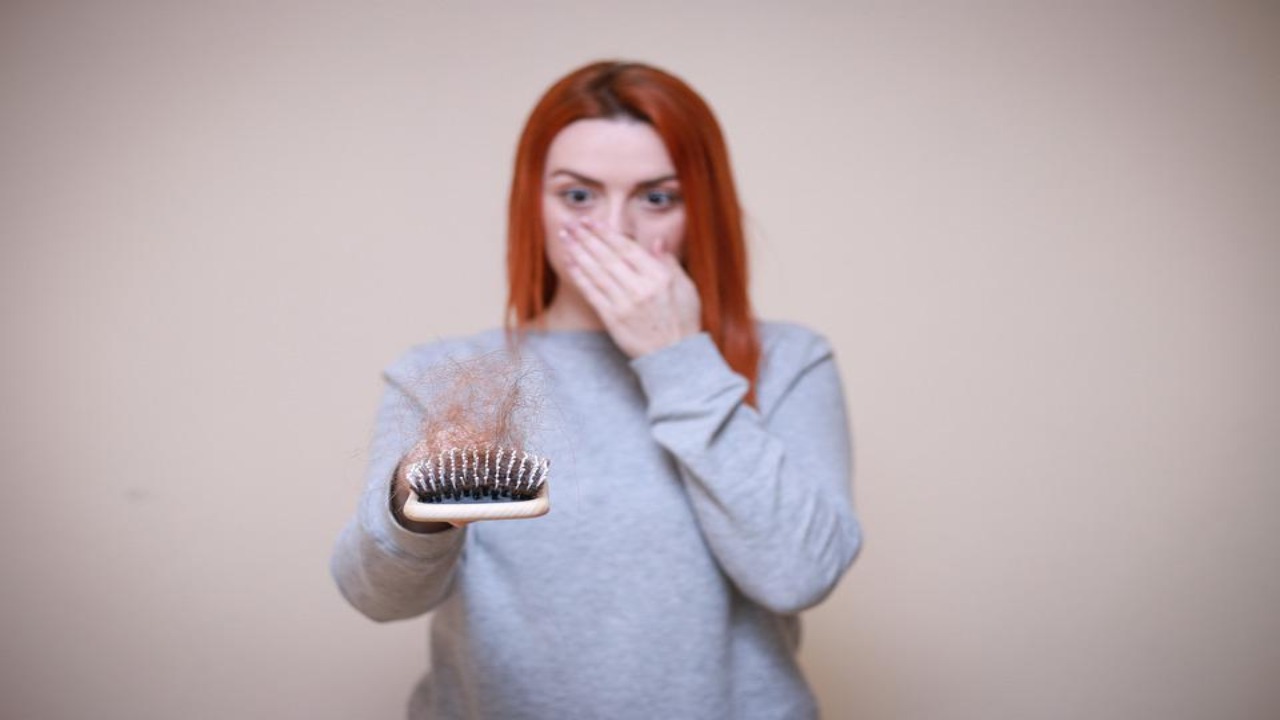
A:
401;444;550;522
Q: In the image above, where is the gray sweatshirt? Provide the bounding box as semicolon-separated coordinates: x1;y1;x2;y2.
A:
330;321;862;719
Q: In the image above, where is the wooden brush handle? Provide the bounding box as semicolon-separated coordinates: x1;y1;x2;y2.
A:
401;483;550;523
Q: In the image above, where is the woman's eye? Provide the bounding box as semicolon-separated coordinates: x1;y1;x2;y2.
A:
642;190;680;209
561;188;593;205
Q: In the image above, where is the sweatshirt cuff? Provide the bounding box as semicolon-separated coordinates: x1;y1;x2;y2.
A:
362;481;465;561
629;332;748;412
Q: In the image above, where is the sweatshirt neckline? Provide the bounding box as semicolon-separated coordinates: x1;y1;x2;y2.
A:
517;328;619;349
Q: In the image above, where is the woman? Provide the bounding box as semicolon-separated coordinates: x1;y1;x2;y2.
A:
331;60;862;719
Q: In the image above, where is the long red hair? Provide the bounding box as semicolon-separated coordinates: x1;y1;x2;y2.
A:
505;60;760;405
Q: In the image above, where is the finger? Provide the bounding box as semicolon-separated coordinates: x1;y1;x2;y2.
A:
560;227;628;308
565;222;649;300
652;235;685;272
654;238;698;300
563;249;619;320
577;217;666;280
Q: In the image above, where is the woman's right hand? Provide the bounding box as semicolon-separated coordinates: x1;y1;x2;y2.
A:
391;465;459;533
393;422;496;532
391;439;469;533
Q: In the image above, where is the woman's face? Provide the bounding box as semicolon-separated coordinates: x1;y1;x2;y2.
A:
541;118;686;282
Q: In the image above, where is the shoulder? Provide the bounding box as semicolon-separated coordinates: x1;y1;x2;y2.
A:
382;327;511;389
756;319;835;370
753;319;840;414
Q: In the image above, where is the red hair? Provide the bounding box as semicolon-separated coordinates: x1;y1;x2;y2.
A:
505;61;761;405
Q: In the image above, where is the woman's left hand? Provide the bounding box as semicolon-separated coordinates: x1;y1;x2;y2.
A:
560;216;701;358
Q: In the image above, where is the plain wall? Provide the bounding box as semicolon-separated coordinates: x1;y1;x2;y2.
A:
2;1;1277;718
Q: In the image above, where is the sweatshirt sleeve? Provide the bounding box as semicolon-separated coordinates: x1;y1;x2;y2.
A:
628;329;862;615
329;376;466;623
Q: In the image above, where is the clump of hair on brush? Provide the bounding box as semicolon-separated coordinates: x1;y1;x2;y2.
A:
399;349;551;522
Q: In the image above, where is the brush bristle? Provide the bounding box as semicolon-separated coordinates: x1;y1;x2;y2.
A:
406;445;550;503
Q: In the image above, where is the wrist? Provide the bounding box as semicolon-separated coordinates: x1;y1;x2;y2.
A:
635;328;700;359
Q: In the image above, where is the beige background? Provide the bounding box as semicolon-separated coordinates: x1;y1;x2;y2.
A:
2;1;1278;718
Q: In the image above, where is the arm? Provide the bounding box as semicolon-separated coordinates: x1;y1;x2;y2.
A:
550;219;859;610
329;380;466;622
629;331;862;615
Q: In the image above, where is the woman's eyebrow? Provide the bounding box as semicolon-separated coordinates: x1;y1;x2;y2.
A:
548;169;678;188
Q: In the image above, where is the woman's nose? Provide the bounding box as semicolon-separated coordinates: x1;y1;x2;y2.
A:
601;199;635;239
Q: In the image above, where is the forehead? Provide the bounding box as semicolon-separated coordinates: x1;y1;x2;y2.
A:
544;118;675;181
